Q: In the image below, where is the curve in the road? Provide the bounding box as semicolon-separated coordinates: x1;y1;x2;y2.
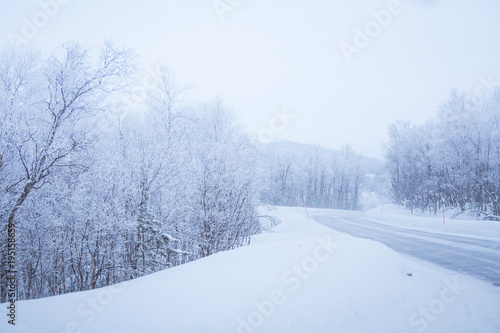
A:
313;214;500;285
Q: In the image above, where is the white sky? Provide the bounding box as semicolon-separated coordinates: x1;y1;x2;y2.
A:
1;0;500;159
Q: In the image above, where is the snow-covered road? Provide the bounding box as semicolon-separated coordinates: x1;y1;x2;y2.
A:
311;209;500;285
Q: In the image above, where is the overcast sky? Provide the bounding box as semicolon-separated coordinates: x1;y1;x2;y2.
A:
2;0;500;159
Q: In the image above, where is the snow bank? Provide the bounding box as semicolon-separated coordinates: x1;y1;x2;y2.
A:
2;206;499;333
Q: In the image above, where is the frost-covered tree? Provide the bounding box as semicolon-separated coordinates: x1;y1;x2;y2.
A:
0;42;134;301
188;100;260;257
385;88;500;219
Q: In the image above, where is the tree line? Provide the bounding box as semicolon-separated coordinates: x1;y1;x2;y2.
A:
0;42;260;301
0;42;369;302
260;142;366;211
385;89;500;219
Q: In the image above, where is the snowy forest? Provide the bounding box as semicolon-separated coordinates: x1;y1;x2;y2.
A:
4;41;496;304
260;142;384;211
385;89;500;219
0;43;375;301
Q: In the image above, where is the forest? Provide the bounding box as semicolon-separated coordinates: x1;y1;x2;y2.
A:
0;43;373;301
260;142;383;211
385;89;500;219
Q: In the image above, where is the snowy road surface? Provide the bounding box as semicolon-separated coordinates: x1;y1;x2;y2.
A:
311;209;500;285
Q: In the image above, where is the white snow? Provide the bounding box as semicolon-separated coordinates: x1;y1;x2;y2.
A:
2;206;499;333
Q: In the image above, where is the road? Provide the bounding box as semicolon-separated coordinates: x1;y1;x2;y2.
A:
312;211;500;285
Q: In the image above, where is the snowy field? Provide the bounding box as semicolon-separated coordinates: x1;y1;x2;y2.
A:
2;206;500;333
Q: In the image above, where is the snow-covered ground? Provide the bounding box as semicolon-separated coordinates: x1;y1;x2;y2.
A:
2;206;500;333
